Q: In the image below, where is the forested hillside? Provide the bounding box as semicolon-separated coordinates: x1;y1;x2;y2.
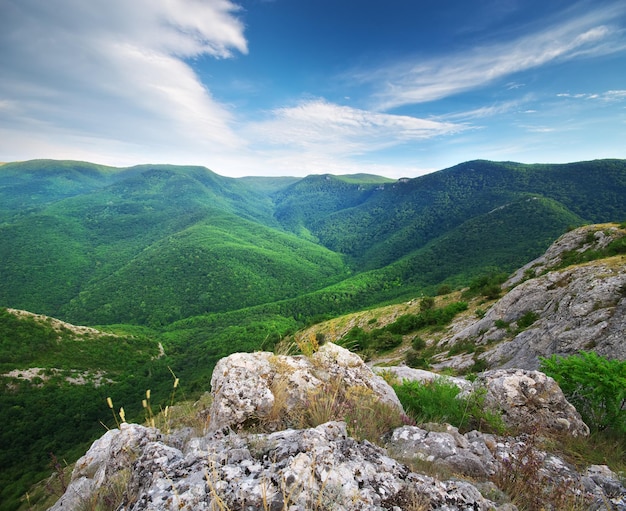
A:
2;159;626;330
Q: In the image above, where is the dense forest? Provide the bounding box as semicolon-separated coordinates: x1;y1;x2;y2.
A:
1;158;626;510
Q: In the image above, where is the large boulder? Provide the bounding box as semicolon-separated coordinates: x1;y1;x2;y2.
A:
476;369;589;436
208;342;403;433
387;424;500;479
47;423;160;511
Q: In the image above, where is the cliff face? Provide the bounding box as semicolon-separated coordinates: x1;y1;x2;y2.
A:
434;224;626;371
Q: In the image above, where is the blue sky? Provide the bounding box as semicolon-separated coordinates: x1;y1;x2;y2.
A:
1;0;625;178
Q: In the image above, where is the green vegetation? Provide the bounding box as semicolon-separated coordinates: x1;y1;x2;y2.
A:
392;378;505;434
337;301;468;360
0;309;174;511
540;351;626;433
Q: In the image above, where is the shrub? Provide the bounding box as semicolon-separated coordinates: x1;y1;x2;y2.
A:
392;378;505;434
540;351;626;433
463;273;508;300
419;296;435;311
436;284;452;296
494;319;509;329
516;311;539;330
370;330;403;351
405;349;429;369
411;336;426;351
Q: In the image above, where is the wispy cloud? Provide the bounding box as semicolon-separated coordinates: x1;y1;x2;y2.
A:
246;99;465;156
557;90;626;101
0;0;247;163
441;98;529;121
362;3;626;110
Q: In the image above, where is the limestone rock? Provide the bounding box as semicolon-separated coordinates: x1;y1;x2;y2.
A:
476;369;589;436
47;423;160;511
583;465;626;510
387;424;499;478
507;224;623;286
436;224;626;370
50;421;505;511
208;342;403;433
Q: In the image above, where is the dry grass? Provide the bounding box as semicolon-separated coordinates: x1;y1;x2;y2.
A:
491;431;593;511
76;469;130;511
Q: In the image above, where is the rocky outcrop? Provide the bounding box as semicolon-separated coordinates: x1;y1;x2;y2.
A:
48;343;626;511
436;224;626;370
49;421;508;511
477;369;589;436
209;342;403;433
373;366;588;437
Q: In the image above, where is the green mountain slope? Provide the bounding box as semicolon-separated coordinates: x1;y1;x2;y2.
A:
61;213;349;326
1;163;350;321
0;159;124;216
275;159;626;270
2;158;626;328
0;309;170;511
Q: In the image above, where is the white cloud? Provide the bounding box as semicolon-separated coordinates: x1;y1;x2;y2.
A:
0;0;247;162
364;3;626;110
558;90;626;101
247;99;465;156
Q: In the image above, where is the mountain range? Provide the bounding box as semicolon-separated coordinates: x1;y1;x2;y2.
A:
2;158;625;328
1;157;626;510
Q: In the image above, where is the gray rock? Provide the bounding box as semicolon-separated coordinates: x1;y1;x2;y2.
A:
584;465;626;510
436;225;626;370
47;422;161;511
49;421;506;511
387;424;499;478
209;342;403;433
476;369;589;436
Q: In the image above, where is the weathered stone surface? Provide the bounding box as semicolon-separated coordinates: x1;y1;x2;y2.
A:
583;465;626;510
387;424;499;478
507;225;623;286
476;369;589;436
436;225;626;370
51;421;506;511
209;342;403;432
48;423;160;511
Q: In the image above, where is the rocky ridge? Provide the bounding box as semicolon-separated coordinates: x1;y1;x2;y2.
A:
433;223;626;371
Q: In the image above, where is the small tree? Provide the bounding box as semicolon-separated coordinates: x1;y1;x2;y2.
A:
540;351;626;433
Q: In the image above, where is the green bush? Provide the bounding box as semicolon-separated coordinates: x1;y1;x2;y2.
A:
392;378;505;433
370;330;402;351
540;351;626;433
516;310;539;330
405;349;429;369
411;336;426;351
